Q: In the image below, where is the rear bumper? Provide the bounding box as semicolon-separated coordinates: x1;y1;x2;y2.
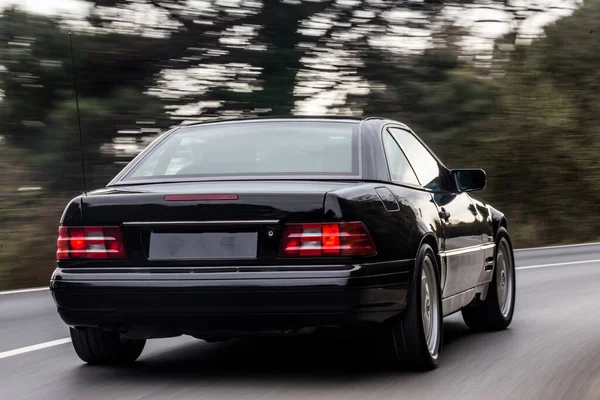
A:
50;261;413;337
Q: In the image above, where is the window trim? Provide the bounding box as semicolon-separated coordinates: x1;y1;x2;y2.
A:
384;124;457;193
381;127;420;187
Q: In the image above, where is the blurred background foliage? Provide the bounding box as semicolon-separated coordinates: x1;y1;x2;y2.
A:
0;0;598;289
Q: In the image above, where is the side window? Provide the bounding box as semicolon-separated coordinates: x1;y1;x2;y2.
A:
382;131;420;185
388;128;452;191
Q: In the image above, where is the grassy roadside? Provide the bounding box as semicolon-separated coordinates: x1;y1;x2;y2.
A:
0;193;70;290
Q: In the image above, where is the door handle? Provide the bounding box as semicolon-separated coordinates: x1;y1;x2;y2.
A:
439;209;451;222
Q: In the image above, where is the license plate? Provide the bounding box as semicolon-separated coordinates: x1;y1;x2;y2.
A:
148;232;258;260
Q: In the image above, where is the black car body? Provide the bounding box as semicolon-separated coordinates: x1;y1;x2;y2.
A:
50;117;516;369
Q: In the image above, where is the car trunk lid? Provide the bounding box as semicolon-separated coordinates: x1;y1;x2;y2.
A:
78;180;359;265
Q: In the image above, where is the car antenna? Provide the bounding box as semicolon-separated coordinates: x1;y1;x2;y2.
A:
69;32;87;195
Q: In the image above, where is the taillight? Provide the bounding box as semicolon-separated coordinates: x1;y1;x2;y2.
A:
57;226;127;260
279;222;376;257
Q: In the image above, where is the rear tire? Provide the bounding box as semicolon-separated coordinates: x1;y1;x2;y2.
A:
70;327;146;365
461;227;516;331
380;244;443;370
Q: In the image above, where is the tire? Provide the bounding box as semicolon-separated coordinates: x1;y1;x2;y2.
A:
461;227;516;331
70;327;146;365
380;244;443;370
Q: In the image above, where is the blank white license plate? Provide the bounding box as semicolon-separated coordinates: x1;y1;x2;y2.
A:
148;232;258;260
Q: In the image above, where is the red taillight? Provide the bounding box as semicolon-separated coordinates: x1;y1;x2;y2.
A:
279;222;376;257
57;226;127;260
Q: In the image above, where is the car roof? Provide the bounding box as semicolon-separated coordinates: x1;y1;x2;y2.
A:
176;116;411;131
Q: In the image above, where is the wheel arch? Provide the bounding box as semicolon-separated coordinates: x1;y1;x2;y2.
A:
495;222;515;264
499;217;508;230
497;217;508;236
490;216;515;294
489;205;508;240
417;233;444;289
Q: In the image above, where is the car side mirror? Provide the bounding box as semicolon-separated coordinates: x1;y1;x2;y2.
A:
452;169;486;192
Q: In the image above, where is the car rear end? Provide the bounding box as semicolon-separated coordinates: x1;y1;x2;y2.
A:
50;120;412;340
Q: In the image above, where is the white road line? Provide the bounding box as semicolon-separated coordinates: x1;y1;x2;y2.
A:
516;259;600;270
514;242;600;252
0;287;49;296
0;338;71;360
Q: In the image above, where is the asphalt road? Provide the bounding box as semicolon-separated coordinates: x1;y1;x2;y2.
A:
2;243;600;400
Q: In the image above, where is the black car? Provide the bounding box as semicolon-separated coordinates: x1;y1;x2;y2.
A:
51;117;515;370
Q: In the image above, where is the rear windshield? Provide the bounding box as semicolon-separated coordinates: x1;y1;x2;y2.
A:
124;121;359;181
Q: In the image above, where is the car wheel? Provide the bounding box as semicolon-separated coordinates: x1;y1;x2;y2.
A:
461;227;516;331
70;327;146;365
380;243;443;370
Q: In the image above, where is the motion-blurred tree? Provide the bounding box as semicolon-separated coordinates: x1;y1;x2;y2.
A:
0;8;171;190
343;0;598;246
85;0;523;118
480;0;600;245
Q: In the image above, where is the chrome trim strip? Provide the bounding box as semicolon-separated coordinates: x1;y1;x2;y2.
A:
122;220;280;226
60;265;360;273
440;243;495;257
481;243;496;251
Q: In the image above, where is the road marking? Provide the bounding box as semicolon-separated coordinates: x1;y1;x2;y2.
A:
0;287;49;296
0;338;71;360
516;259;600;270
515;242;600;252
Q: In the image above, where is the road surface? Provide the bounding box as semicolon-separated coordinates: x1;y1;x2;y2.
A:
2;243;600;400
